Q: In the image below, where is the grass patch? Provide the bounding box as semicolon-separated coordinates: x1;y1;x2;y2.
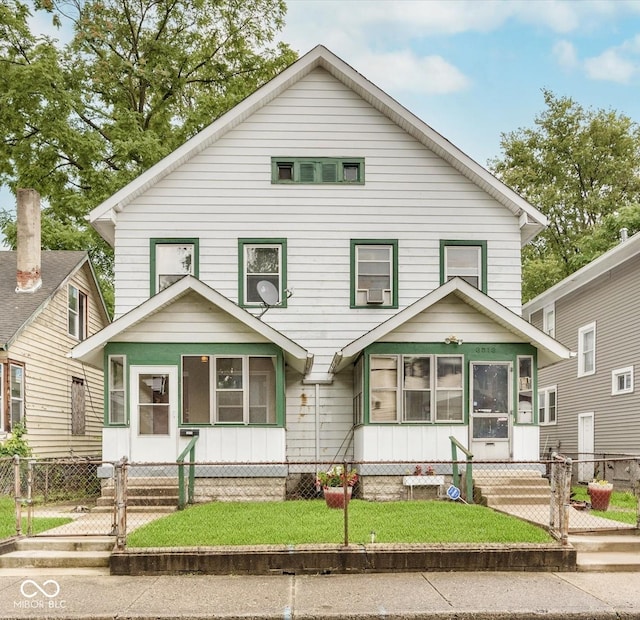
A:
0;497;72;539
571;486;638;525
127;499;553;547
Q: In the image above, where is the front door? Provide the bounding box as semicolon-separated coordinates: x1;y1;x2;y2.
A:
130;366;178;462
470;362;512;460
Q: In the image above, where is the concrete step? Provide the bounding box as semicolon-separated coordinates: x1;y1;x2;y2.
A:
485;495;550;507
15;536;114;552
100;485;180;498
0;550;111;569
569;534;640;572
576;552;640;572
0;566;110;576
96;495;178;507
92;505;176;514
476;485;550;496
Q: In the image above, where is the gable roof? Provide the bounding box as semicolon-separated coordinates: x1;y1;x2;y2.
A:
88;45;547;247
523;230;640;315
0;251;105;349
71;275;313;374
331;278;572;372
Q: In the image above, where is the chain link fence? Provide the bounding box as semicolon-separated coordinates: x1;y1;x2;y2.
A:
4;455;639;546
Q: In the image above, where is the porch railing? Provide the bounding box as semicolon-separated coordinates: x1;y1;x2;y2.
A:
449;436;474;503
177;434;199;509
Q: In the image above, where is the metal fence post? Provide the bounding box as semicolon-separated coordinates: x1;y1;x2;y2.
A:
343;461;349;547
26;459;34;536
115;457;128;550
13;455;21;537
560;457;572;545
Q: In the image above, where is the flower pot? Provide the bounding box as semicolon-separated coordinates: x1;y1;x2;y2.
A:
587;482;613;511
323;486;352;509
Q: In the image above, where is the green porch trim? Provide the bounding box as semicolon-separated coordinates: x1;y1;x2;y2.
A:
103;342;286;427
350;239;399;309
439;239;488;294
238;238;288;308
362;342;537;426
149;238;200;296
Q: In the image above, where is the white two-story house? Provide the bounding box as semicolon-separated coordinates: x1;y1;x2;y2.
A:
72;46;570;486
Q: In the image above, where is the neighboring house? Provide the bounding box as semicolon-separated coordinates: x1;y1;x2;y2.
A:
71;46;570;485
0;189;110;458
524;229;640;482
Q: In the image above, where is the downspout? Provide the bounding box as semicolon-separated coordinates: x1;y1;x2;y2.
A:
315;383;320;465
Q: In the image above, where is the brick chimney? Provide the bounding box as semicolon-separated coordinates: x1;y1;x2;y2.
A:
15;188;42;293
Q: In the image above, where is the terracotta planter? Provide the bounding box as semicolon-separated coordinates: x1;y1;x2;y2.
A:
323;486;352;509
588;482;613;511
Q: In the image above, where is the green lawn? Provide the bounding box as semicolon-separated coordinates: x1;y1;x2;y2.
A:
571;486;638;525
0;497;71;539
127;499;553;547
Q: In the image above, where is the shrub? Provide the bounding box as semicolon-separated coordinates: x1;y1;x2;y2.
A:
0;425;32;458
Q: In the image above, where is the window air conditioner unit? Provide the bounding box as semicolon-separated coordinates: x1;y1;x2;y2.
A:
366;288;385;304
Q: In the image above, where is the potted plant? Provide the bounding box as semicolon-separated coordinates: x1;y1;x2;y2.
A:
587;478;613;511
317;465;358;509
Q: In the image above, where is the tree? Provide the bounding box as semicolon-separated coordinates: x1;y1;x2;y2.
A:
489;89;640;302
0;0;297;310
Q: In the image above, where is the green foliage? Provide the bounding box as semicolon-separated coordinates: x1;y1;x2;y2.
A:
0;424;31;457
127;499;553;547
490;89;640;301
0;0;297;307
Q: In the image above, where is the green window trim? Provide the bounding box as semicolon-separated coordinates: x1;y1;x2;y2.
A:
271;157;365;184
103;343;286;428
150;238;200;296
238;238;288;308
350;239;399;309
439;240;488;294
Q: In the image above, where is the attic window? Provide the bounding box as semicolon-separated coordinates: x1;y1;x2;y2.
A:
150;238;200;296
272;158;364;184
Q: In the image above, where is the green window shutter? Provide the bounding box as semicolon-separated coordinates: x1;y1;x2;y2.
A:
299;162;316;183
321;162;338;182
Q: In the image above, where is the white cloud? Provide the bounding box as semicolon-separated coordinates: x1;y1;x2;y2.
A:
553;40;578;70
355;50;470;95
584;49;637;83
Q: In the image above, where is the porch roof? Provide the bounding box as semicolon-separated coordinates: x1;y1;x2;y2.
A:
70;276;313;374
331;278;573;372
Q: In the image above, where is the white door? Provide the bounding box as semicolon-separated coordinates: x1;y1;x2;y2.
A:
578;412;595;482
470;362;512;460
130;366;178;462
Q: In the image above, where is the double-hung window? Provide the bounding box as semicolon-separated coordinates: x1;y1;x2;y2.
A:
538;386;557;425
351;240;398;307
578;322;596;377
543;304;555;338
68;284;87;340
612;366;634;395
182;355;277;425
10;363;24;429
239;239;286;307
440;240;487;293
150;239;199;295
369;354;463;423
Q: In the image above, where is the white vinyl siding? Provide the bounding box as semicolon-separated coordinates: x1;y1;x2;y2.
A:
112;69;523;380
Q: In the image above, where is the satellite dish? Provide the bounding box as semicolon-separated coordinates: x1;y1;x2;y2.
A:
257;280;279;306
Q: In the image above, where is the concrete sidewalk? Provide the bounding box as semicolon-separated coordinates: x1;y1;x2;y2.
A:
1;571;639;619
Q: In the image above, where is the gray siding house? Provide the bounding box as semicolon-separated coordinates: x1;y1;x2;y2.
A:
524;230;640;482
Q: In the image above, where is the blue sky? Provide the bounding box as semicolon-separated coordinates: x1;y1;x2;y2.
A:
3;0;640;239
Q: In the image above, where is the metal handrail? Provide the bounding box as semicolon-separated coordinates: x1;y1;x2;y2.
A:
449;436;474;503
177;435;199;509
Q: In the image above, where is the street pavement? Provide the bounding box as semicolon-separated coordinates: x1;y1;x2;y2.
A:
1;570;640;619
